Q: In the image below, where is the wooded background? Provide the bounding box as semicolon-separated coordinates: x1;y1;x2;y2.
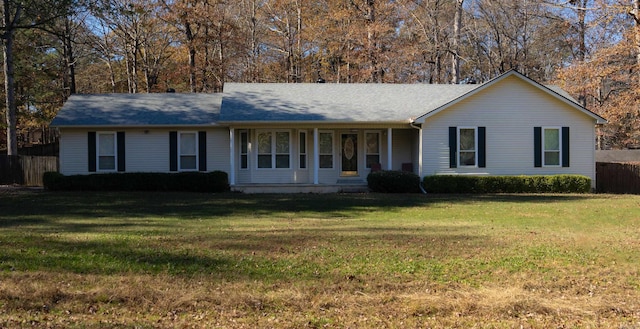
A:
1;0;640;152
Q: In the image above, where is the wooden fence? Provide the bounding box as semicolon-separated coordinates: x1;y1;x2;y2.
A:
596;162;640;194
0;155;58;186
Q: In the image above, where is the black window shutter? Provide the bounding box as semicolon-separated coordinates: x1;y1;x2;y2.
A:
117;132;125;172
198;131;207;171
534;127;542;167
169;131;178;171
562;127;570;167
449;127;457;168
88;132;96;172
478;127;486;168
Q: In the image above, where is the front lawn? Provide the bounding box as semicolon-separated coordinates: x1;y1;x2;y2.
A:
1;191;639;328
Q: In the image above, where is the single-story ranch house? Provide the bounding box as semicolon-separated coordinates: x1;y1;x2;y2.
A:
50;70;606;193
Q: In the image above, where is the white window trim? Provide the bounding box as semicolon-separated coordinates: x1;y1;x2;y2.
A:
239;130;249;170
178;131;198;172
97;131;117;172
364;130;381;169
319;131;334;169
299;130;308;170
255;129;292;170
542;126;562;167
458;127;478;168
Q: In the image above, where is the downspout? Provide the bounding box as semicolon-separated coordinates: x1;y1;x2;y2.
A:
410;120;427;194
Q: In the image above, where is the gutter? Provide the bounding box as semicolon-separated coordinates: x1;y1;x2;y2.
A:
410;119;427;194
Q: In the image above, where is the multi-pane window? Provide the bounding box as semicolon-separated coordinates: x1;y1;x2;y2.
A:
240;131;248;169
458;128;477;167
319;132;333;169
257;131;272;168
179;132;197;170
97;132;116;171
543;128;560;166
257;130;290;169
275;132;290;168
365;132;380;168
299;131;307;169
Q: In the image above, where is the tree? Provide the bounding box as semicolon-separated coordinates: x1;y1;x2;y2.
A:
451;0;463;84
1;0;76;155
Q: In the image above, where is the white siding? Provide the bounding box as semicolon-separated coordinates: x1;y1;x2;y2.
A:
207;128;231;172
58;127;232;176
391;129;414;171
125;129;170;172
58;129;88;175
421;75;597;185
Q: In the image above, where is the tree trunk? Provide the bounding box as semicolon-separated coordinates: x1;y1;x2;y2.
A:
451;0;463;84
575;0;587;107
2;0;19;155
635;0;640;77
366;0;381;83
64;17;76;96
131;39;139;93
125;46;134;93
185;22;197;92
295;1;302;82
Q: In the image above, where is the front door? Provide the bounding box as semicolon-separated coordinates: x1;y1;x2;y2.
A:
341;133;358;176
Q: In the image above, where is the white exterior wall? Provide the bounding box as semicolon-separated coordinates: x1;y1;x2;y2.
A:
125;129;170;172
233;128;415;184
58;127;230;175
421;75;598;184
235;129;312;184
207;128;231;172
58;129;88;175
391;129;414;171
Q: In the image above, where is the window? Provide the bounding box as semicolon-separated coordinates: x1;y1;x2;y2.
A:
543;128;560;166
240;131;248;170
257;131;272;168
179;132;197;171
299;131;307;169
97;132;116;171
257;130;291;169
319;132;333;169
365;132;380;169
449;126;485;169
275;132;290;168
458;128;477;167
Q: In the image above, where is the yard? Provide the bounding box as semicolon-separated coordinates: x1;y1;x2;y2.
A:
0;190;639;328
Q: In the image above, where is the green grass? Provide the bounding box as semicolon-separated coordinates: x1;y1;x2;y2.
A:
1;191;640;328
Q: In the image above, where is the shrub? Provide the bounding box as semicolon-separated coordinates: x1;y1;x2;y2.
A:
422;175;591;194
43;171;230;193
367;170;421;193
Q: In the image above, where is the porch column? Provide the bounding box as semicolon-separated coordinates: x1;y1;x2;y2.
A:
229;128;235;186
313;128;319;184
387;128;393;170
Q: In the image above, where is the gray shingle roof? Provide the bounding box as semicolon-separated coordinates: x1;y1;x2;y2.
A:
50;93;222;127
219;83;479;122
50;73;599;127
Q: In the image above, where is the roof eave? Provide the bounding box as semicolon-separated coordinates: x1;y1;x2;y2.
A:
218;120;413;125
52;123;223;129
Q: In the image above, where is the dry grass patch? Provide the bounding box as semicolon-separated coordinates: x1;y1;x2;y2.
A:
1;192;640;328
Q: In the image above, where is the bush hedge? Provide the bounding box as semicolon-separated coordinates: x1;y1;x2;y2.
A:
43;171;230;193
367;170;421;193
422;174;591;194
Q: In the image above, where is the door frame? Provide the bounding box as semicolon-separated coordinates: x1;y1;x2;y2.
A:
340;132;359;177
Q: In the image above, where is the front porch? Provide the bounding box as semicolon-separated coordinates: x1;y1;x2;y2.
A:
231;181;369;194
228;126;419;187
